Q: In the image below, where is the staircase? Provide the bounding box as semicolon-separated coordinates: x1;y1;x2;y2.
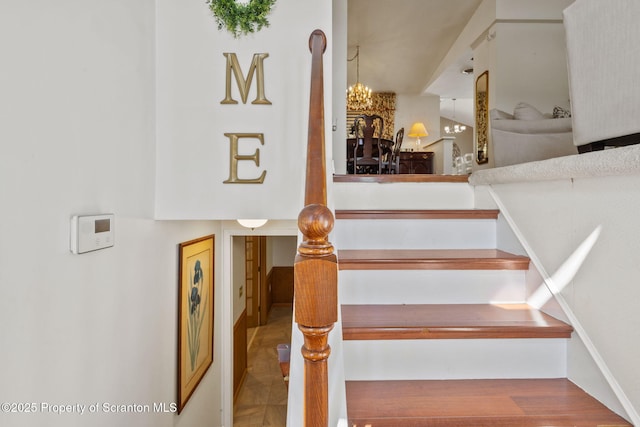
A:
331;179;632;426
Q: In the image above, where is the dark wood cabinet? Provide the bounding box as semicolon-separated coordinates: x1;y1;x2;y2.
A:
398;151;434;174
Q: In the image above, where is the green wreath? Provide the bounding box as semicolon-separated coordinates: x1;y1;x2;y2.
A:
207;0;277;38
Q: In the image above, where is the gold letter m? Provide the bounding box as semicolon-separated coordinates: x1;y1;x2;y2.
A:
221;53;271;105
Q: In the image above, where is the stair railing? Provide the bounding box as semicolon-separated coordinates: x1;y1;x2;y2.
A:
294;29;338;427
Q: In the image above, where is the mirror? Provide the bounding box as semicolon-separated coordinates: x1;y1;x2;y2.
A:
475;71;489;164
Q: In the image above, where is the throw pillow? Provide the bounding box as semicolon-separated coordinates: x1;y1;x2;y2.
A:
490;109;513;120
553;106;572;118
513;102;545;120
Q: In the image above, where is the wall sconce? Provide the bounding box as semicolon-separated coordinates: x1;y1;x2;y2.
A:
408;122;428;150
237;219;268;230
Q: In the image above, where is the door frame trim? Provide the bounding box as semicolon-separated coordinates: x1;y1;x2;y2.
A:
221;220;298;427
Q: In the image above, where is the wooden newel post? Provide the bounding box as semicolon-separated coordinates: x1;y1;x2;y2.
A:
295;204;337;427
294;29;337;427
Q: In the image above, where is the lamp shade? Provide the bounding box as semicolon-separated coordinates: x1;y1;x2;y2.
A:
408;122;428;138
237;219;268;229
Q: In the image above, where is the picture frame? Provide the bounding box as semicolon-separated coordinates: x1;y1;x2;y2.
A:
475;70;489;164
177;234;215;413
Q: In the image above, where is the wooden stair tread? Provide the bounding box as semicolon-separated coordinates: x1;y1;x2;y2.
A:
335;209;500;220
333;174;469;183
338;249;530;270
346;379;632;426
342;304;573;340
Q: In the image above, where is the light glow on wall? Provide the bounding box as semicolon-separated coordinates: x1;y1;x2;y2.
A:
527;225;602;308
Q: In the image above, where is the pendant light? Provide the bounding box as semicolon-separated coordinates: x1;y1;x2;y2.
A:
346;45;372;111
444;99;467;134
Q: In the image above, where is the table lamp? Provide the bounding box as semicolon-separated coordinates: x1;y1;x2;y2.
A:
408;122;428;150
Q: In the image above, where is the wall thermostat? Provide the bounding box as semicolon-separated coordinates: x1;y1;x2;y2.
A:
70;214;115;254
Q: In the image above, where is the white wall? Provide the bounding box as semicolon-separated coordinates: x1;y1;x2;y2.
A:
332;0;349;175
155;0;332;220
493;22;570;114
480;175;640;422
395;94;441;150
496;0;574;19
269;236;298;267
426;0;497;91
0;2;222;426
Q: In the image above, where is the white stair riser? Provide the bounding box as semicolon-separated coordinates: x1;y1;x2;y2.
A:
343;339;568;381
334;219;496;249
333;182;474;210
339;270;527;304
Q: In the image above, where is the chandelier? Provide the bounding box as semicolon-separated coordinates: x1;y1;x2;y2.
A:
444;98;467;134
346;46;372;111
445;123;466;134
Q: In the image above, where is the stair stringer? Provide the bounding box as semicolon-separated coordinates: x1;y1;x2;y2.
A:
477;183;637;424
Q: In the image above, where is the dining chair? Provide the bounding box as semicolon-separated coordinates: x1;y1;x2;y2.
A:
353;114;385;174
346;137;357;174
387;127;404;174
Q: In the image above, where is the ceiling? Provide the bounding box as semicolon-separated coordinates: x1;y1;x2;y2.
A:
347;0;482;126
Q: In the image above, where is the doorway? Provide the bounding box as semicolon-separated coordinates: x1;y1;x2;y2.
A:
231;234;297;406
223;224;299;427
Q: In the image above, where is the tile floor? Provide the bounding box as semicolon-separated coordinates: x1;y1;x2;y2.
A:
233;305;292;427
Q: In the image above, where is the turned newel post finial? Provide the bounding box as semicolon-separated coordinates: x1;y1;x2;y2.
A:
295;201;337;330
298;204;334;256
309;29;327;54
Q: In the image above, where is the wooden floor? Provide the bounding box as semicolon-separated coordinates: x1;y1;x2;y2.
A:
233;306;292;427
335;209;500;220
341;303;573;340
338;249;531;270
346;379;632;426
333;174;469;183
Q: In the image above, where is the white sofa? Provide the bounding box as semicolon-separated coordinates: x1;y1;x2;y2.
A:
564;0;640;152
490;103;577;167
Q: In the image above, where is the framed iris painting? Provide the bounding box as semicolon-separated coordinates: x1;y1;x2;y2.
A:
177;234;215;413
